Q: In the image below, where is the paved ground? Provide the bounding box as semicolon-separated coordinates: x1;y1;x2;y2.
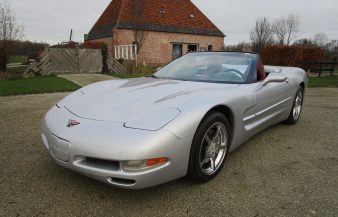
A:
58;74;118;87
0;88;337;217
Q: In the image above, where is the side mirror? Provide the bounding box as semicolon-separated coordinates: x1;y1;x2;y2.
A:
156;67;162;71
262;74;287;86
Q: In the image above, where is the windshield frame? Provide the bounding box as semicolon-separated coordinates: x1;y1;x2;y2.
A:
154;51;259;84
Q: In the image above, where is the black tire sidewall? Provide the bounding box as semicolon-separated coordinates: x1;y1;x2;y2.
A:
187;112;231;182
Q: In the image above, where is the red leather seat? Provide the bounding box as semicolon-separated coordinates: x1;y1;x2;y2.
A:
257;60;266;81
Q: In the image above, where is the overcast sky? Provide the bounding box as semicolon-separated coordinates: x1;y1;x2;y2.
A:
11;0;338;45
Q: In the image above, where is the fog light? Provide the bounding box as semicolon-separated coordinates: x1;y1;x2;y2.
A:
122;158;168;172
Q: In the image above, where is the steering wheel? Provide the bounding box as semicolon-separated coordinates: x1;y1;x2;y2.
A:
223;68;245;80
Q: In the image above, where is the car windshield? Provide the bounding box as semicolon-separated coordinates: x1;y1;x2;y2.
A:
154;52;255;83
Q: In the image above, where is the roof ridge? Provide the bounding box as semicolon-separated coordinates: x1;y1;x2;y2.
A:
189;0;225;37
87;0;225;41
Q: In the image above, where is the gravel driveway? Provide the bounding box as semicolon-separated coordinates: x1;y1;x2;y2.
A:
0;88;337;217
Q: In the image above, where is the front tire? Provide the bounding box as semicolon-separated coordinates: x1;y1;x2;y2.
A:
187;112;230;182
284;86;304;125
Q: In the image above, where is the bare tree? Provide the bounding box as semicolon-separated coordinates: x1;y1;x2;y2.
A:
285;14;300;45
322;39;337;62
250;17;273;55
0;0;24;69
272;14;300;46
132;0;147;55
272;18;288;45
312;33;329;47
222;42;252;52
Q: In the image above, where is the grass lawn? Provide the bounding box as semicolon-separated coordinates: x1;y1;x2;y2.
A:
0;76;81;96
309;75;338;88
58;74;117;86
8;55;28;64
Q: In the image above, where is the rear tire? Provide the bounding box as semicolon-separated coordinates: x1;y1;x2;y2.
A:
187;112;230;182
284;86;304;125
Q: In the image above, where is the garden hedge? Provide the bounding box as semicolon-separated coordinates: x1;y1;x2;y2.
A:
263;45;325;71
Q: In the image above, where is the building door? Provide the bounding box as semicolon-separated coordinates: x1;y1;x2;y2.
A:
172;44;182;60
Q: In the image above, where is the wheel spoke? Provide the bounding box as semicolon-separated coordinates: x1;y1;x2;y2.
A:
212;125;222;141
219;142;227;150
210;157;215;171
200;154;210;166
204;134;212;145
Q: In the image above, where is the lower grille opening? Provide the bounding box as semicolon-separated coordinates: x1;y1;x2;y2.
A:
109;177;136;186
79;157;120;171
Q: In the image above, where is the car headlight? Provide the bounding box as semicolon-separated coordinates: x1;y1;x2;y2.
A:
122;158;168;172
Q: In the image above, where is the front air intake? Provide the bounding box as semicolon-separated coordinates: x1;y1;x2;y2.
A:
108;177;136;186
78;157;120;171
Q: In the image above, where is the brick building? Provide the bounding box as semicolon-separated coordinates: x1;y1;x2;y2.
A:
86;0;225;65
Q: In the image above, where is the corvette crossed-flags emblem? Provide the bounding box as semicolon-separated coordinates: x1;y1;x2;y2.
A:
67;120;80;128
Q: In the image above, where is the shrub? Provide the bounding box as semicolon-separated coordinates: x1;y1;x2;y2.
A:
0;48;6;71
263;45;303;66
101;44;109;74
263;45;325;72
301;47;325;72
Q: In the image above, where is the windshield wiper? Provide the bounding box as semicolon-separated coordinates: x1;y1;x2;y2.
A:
148;74;169;80
145;74;159;79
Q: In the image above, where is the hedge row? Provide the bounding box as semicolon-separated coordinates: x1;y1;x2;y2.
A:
263;46;303;66
263;45;325;71
0;48;6;71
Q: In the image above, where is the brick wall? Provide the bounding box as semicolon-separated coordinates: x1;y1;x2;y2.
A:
87;37;114;56
89;28;224;66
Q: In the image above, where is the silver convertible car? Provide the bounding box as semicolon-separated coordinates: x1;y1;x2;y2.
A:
42;52;307;189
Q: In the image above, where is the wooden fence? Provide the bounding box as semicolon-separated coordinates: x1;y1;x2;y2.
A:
298;61;336;77
24;48;126;76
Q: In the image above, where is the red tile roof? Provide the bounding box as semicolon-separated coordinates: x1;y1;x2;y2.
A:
87;0;225;40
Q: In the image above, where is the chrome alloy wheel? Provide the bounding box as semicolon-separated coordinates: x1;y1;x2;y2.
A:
199;122;228;175
293;90;303;120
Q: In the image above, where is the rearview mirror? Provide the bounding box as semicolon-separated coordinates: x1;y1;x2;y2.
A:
262;74;287;86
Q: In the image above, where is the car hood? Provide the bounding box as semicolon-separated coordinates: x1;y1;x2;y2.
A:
59;77;239;129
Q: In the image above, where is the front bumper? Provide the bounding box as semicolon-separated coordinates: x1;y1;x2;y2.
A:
42;106;191;189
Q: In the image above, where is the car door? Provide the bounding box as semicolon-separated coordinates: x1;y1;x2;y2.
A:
244;74;293;135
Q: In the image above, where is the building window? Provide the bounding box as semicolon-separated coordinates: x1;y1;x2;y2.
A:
208;45;213;51
172;44;182;60
114;44;138;60
187;44;198;52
